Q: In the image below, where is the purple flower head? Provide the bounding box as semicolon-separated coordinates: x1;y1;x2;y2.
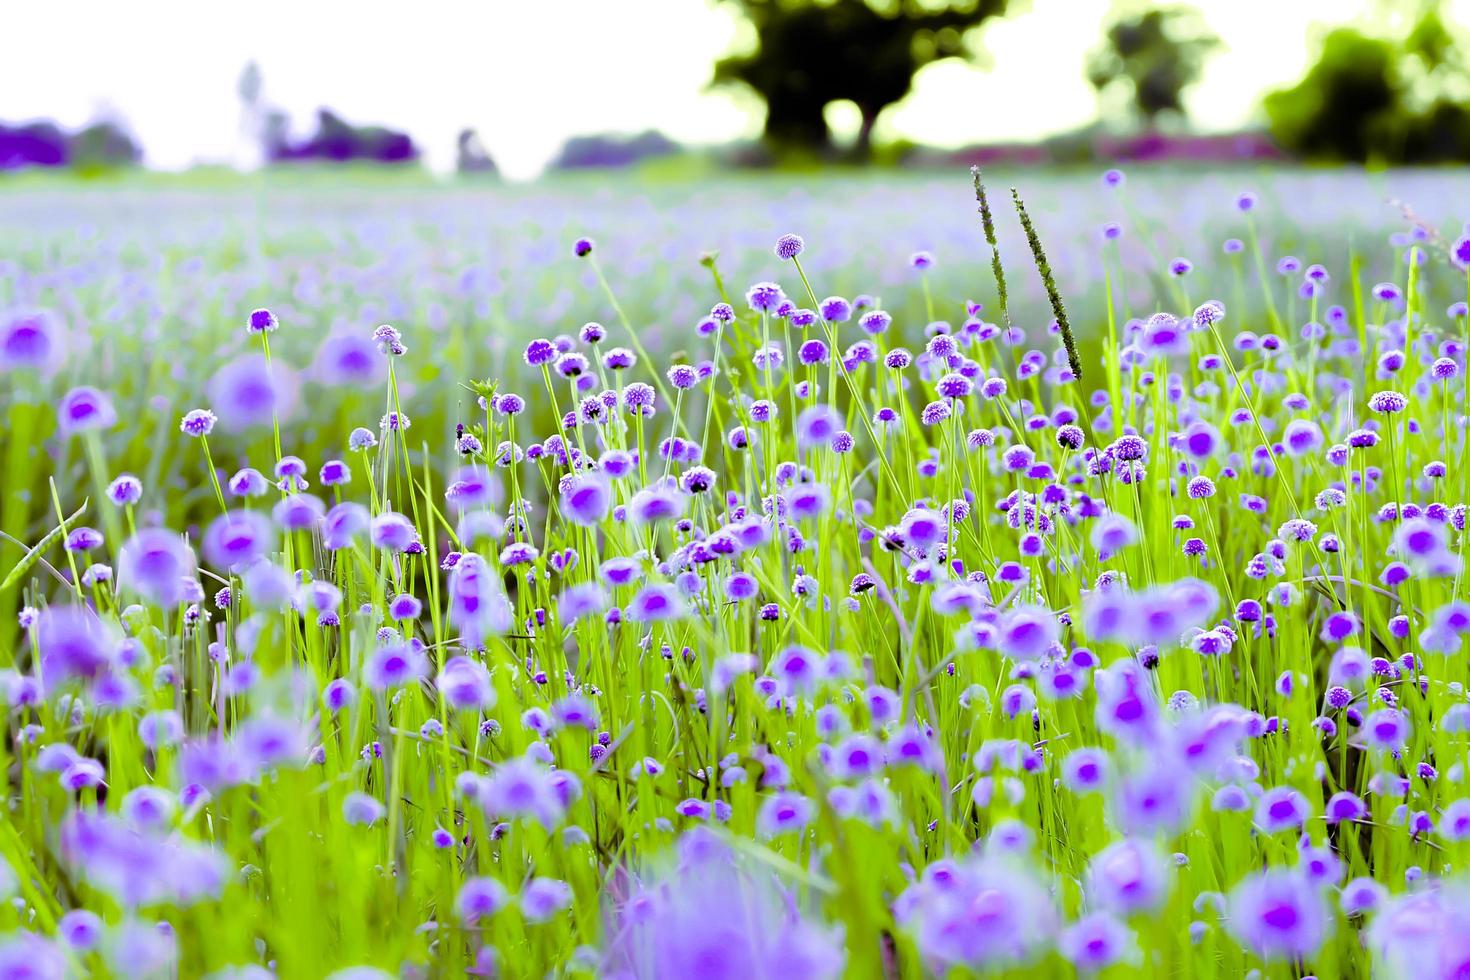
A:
996;605;1059;661
895;854;1056;971
314;331;387;387
774;233;805;260
1362;708;1409;752
604;828;845;979
107;474;143;507
1254;786;1310;833
246;308;279;334
1367;389;1407;414
448;554;513;647
820;295;851;321
202;510;276;571
57;386;117;435
483;755;564;827
1;308;67;375
561;474;611;526
208;353;297;430
783;482;829;522
342;791;386;826
118;528;197;606
369;511;417;552
746;281;786;312
437;655;495;710
456;876;510;926
626;582;687;623
320;501;369;551
1226;869;1329;961
1060;913;1137;974
1093;834;1170;922
1094;658;1161;742
364;641;428;691
33;605;121;690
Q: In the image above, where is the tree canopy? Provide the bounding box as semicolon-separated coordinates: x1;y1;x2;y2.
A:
1086;5;1219;128
1264;6;1470;163
714;0;1011;159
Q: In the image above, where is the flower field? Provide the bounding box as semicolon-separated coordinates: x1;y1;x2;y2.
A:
2;166;1470;977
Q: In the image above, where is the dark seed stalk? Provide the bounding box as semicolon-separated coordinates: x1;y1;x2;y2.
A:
1011;186;1083;382
970;166;1011;331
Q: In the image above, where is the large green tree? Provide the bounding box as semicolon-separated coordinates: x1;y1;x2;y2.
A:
1264;5;1470;163
1085;5;1219;128
714;0;1012;159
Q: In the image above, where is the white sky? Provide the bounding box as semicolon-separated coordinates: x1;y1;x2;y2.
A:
2;0;1453;180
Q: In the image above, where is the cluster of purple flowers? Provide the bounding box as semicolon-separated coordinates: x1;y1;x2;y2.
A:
1;175;1468;977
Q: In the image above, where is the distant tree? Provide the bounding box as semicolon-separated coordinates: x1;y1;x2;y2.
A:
1086;5;1219;128
714;0;1012;159
269;109;419;165
0;121;70;169
1265;6;1470;163
456;129;498;175
550;131;680;170
69;118;143;170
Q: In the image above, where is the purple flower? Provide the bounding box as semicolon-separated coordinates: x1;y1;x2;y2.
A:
745;281;786;312
1060;912;1137;974
455;877;509;925
107;474;143;506
1367;389;1407;413
118;528;197;606
757;792;814;837
0;308;67;375
32;605;120;690
1254;786;1310;833
208;353;297;429
437;655;495;710
482;756;563;827
895;854;1056;971
272;493;325;532
202;510;276;571
1226;869;1329;961
774;233;805;260
519;877;574;923
626;582;687;623
369;511;417;552
996;605;1058;661
1362;708;1409;752
561;474;611;526
1087;838;1170;913
246;308;279;334
56;386;117;435
783;482;829;522
771;644;822;695
176;408;217;438
364;642;428;691
603;828;844;979
313;330;386;387
342;791;386;826
322;502;370;550
448;554;513;647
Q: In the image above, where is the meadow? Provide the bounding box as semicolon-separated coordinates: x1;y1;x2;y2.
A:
1;165;1469;977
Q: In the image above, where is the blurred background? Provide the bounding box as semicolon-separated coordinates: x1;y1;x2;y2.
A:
4;0;1470;180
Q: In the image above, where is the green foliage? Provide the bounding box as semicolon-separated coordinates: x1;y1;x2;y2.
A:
1085;5;1220;127
714;0;1011;158
1265;7;1470;163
